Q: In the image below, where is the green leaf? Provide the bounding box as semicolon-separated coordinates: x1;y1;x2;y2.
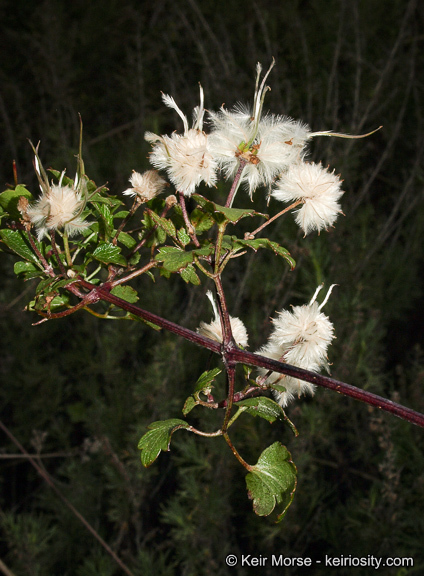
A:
0;186;34;219
193;194;259;224
48;169;76;188
92;243;127;266
269;383;287;393
14;261;43;279
182;396;197;416
190;208;215;233
93;202;114;237
36;277;56;294
194;368;222;393
246;442;297;519
180;264;200;285
219;236;296;269
31;292;71;312
0;229;40;264
117;231;137;249
155;246;193;272
234;397;286;424
232;237;296;269
148;210;177;238
138;419;190;467
177;228;191;246
114;210;130;219
193;244;214;258
110;285;139;303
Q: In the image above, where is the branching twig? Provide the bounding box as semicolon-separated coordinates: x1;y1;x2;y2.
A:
66;279;424;429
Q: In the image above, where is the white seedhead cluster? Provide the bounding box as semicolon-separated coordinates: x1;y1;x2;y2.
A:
26;61;352;408
257;285;336;406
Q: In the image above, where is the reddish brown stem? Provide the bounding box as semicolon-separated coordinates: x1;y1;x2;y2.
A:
179;191;200;247
65;279;424;430
50;231;67;275
225;159;247;207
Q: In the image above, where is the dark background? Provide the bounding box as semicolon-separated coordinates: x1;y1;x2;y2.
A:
1;0;424;574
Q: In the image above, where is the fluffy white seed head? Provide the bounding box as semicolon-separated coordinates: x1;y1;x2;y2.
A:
272;162;344;234
27;183;89;240
197;291;248;348
122;170;167;202
145;87;217;196
208;106;310;198
257;285;336;407
145;129;217;196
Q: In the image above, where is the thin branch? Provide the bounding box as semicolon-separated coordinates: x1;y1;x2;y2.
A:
230;348;424;429
67;280;424;429
0;558;16;576
0;420;135;576
245;199;302;239
225;159;247;207
178;191;200;247
109;260;158;287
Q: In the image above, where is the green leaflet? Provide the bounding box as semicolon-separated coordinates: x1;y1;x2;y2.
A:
190;208;215;233
177;228;191;246
180;264;200;285
148;210;177;238
194;368;222;393
0;186;34;220
225;236;296;269
155;246;193;272
246;442;297;520
234;397;286;424
92;242;127;266
13;261;43;280
116;231;137;249
0;229;41;264
182;368;222;415
93;203;114;238
193;194;261;224
182;396;197;416
110;285;139;303
138;419;190;467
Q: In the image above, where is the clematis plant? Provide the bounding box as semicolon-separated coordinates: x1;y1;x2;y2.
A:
1;62;423;522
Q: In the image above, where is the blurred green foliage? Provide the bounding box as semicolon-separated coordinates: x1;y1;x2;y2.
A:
1;0;424;574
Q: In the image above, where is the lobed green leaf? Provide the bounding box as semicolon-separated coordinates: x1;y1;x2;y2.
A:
92;243;127;266
246;442;297;519
138;419;190;467
148;210;177;238
180;264;201;285
177;228;191;246
155;246;194;272
228;237;296;269
190;208;215;233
